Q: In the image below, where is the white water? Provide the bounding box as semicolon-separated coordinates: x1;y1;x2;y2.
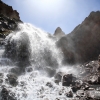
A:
0;23;78;100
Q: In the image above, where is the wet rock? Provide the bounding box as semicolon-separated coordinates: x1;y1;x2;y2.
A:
62;74;75;86
10;67;22;75
81;82;90;90
59;90;63;95
86;90;100;100
0;73;3;78
54;79;60;84
54;72;62;82
7;73;18;86
65;91;73;98
19;81;26;87
97;55;100;71
44;67;56;77
55;98;60;100
76;90;85;97
46;82;53;88
72;86;81;93
26;67;33;72
1;87;16;100
71;81;82;92
0;79;3;83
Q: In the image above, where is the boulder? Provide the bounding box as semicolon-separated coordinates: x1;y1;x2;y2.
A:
7;73;18;86
46;82;53;88
65;91;73;98
0;0;22;39
62;74;76;86
71;81;82;92
1;87;16;100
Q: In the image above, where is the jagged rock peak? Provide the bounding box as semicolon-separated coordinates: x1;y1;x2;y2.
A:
54;27;65;38
55;27;62;33
0;0;21;21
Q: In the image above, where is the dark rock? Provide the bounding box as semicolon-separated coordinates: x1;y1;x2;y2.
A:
1;87;16;100
65;91;73;98
10;67;21;75
81;82;90;90
54;79;59;84
0;73;3;78
7;73;18;86
54;72;62;82
44;67;56;77
86;90;100;100
76;90;85;98
62;74;76;86
88;75;99;84
26;67;33;72
0;79;3;83
71;81;82;92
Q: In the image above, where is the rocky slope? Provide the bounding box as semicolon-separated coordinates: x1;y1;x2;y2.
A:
57;11;100;64
0;0;22;44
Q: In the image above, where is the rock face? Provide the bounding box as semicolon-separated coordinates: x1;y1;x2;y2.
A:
54;27;65;38
57;11;100;64
0;0;22;40
0;0;20;21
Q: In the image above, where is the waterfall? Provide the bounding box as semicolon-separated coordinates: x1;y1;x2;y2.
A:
0;23;81;100
4;23;64;75
0;23;77;100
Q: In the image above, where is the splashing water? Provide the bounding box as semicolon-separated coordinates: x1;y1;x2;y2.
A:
0;23;77;100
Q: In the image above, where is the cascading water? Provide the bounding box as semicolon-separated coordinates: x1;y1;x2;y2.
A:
0;23;78;100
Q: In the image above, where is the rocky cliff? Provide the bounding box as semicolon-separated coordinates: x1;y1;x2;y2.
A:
0;0;22;40
57;11;100;64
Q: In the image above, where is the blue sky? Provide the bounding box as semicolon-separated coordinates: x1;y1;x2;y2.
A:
2;0;100;34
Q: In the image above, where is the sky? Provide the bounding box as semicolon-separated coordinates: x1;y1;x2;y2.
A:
2;0;100;34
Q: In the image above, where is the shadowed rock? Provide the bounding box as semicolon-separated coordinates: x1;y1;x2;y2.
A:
7;73;18;86
57;11;100;64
